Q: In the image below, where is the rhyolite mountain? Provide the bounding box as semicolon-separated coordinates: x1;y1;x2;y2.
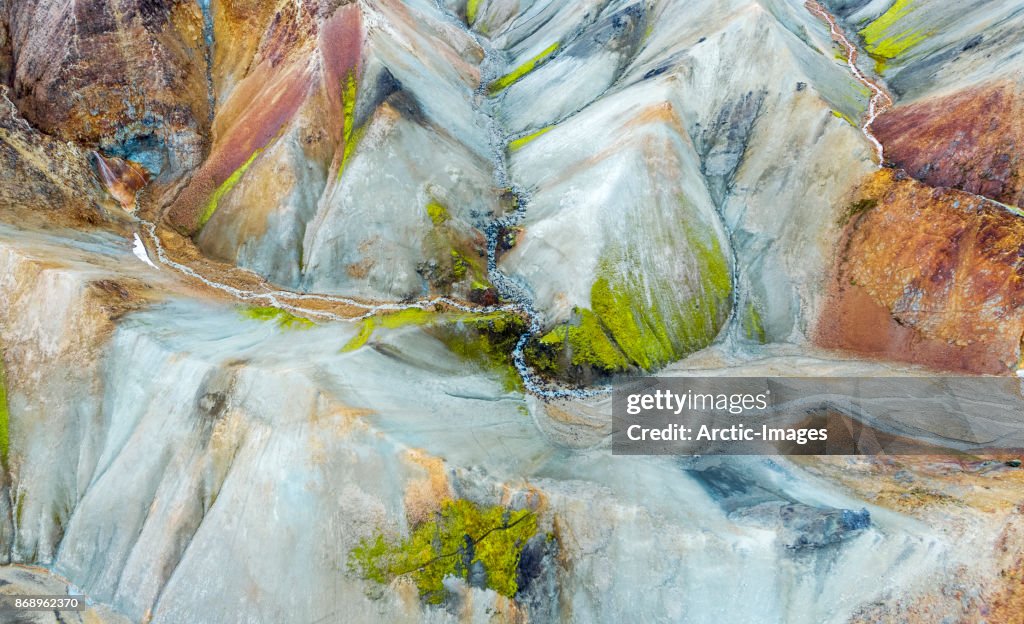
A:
1;0;1023;622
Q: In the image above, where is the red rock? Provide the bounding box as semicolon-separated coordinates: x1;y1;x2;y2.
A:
163;2;363;232
817;169;1024;374
874;82;1024;207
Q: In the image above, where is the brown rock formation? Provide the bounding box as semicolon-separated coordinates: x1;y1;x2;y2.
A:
817;168;1024;373
3;0;212;176
873;81;1024;207
0;87;108;225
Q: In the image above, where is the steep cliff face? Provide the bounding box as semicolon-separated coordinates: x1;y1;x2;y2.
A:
3;0;212;176
0;86;112;225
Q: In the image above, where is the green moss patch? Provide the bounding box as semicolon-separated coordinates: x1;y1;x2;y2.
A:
859;0;929;72
426;201;450;225
489;42;560;95
342;318;376;352
340;310;526;391
525;205;732;378
591;224;731;370
338;70;367;182
419;199;490;293
450;250;468;280
832;110;857;126
349;499;538;604
509;126;553;152
466;0;481;25
380;308;436;329
553;307;631;372
200;149;261;228
743;302;767;344
434;312;528;392
240;306;315;330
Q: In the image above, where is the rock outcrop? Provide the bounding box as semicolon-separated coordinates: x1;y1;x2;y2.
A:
818;169;1024;374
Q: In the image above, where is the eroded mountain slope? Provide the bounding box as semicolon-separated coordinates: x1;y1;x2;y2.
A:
2;1;1024;622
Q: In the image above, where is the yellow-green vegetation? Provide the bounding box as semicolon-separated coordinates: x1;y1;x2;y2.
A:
426;201;450;225
338;70;367;181
0;353;10;466
200;149;261;227
508;126;553;152
859;0;928;72
341;310;524;392
838;197;878;225
593;231;731;370
341;309;444;352
526;215;731;376
434;312;528;392
349;499;537;604
832;110;857;126
240;306;315;330
537;309;630;372
450;250;468;280
420;199;490;291
342;318;376;352
380;308;436;329
466;0;481;25
743;302;767;344
341;307;439;352
489;42;560;94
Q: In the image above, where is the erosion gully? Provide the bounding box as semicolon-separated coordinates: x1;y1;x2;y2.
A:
131;2;903;400
806;1;892;164
131;5;605;399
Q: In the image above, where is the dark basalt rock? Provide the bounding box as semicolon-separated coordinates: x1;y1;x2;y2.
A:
732;502;872;550
698;90;767;208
